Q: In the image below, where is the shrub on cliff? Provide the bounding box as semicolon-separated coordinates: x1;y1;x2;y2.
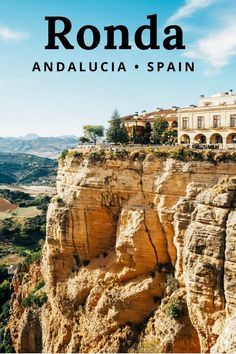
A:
0;280;12;307
60;149;69;161
153;148;169;159
213;150;236;163
168;146;203;161
0;264;13;352
165;274;179;295
87;149;106;162
21;291;47;308
34;279;45;292
21;278;45;308
0;265;9;283
145;152;155;161
109;149;129;160
23;250;42;265
202;150;215;163
60;149;84;162
166;298;184;319
68;150;83;159
129;150;146;161
137;337;161;353
52;195;64;205
0;326;13;354
0;301;11;326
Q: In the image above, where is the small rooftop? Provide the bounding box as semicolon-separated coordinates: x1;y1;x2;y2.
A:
198;91;236;108
121;108;177;121
211;91;235;97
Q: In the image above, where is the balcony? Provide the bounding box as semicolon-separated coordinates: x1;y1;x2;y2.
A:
211;126;222;130
210;126;236;131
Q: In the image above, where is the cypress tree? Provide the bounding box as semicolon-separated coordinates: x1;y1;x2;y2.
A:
106;110;129;144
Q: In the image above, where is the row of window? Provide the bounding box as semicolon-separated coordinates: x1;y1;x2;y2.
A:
182;115;236;129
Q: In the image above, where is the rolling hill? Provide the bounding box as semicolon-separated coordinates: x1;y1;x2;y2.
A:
0;153;57;185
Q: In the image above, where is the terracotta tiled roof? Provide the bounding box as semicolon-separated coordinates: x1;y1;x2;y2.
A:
121;109;177;121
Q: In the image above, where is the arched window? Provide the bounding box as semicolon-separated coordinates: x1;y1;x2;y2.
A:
194;134;207;144
210;134;223;144
226;133;236;144
172;121;178;128
180;134;190;144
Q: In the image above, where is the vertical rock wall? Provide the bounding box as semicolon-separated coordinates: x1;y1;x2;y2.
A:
9;154;236;353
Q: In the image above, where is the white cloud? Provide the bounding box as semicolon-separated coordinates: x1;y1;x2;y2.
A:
0;26;29;42
169;0;218;22
184;19;236;73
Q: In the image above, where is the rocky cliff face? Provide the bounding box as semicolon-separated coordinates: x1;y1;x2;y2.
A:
9;152;236;353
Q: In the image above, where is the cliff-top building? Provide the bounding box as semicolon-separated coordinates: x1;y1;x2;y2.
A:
178;91;236;147
121;91;236;148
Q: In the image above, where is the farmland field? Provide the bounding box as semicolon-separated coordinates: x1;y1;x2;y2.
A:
0;198;17;213
0;184;56;197
0;206;41;221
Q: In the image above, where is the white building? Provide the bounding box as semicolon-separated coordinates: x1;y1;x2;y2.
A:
178;91;236;148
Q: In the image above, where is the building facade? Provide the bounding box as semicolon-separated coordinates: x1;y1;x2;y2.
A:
178;92;236;148
121;91;236;148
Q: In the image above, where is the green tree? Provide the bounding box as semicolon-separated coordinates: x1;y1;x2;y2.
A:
106;110;129;144
0;280;11;307
162;130;177;145
83;125;104;145
152;118;169;144
0;219;21;242
78;136;90;144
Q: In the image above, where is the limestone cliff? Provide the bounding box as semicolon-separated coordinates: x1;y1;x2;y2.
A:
9;151;236;353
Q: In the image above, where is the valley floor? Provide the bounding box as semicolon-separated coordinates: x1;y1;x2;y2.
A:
0;184;56;197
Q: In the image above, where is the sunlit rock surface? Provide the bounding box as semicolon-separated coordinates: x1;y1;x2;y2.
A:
9;153;236;353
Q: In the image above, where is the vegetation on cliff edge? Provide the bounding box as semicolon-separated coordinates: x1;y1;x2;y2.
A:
60;146;236;164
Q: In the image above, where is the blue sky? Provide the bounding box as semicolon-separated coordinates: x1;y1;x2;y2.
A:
0;0;236;137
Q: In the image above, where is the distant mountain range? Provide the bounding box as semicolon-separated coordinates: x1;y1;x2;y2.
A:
0;135;78;158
